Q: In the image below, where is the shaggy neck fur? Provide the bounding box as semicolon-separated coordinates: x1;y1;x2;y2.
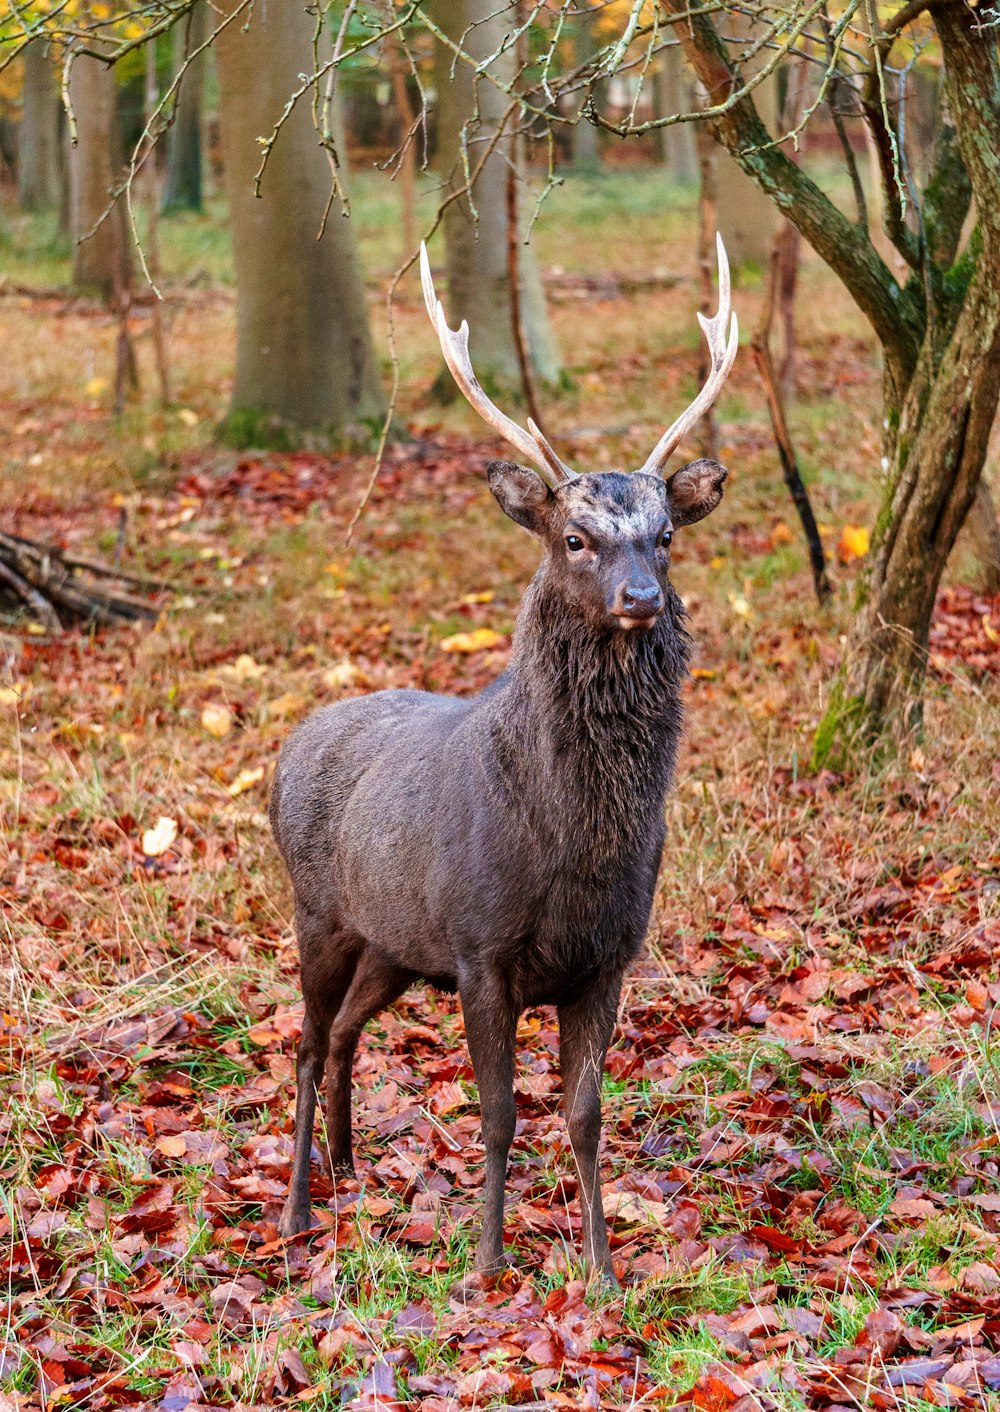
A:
485;566;690;861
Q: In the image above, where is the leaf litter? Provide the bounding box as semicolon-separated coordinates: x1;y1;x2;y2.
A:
1;426;999;1410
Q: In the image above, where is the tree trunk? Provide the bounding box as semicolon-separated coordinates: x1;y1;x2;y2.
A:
959;477;1000;596
162;0;207;213
19;40;60;210
68;56;131;301
713;11;778;269
571;2;601;171
430;0;560;392
651;48;696;182
215;0;384;446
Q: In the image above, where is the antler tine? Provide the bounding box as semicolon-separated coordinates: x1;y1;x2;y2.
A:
419;243;576;487
638;231;739;479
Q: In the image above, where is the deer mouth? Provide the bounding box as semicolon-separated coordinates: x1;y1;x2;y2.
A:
615;613;660;632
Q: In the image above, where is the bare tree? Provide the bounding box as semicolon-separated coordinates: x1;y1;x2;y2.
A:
68;53;130;301
162;0;207;213
19;39;60;210
660;0;1000;754
214;0;384;446
430;0;560;392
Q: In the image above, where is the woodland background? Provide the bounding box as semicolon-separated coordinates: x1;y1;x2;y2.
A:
1;3;999;1409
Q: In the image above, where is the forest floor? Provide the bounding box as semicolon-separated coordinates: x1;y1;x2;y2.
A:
2;169;1000;1411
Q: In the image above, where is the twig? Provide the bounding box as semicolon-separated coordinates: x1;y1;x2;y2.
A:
751;246;832;604
506;7;546;435
695;121;718;462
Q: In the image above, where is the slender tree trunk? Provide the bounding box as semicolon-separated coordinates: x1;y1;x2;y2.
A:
571;2;601;171
713;11;778;268
651;48;696;181
430;0;560;392
19;40;60;210
388;34;416;261
162;0;207;213
68;56;131;301
695;126;718;462
215;0;384;446
957;477;1000;596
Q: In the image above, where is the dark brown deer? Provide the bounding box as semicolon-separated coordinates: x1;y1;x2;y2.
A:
270;236;737;1289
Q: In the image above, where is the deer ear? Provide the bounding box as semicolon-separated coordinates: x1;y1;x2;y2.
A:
487;461;554;534
664;458;728;528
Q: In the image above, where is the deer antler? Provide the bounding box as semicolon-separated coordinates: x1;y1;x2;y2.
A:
638;232;739;479
420;242;576;488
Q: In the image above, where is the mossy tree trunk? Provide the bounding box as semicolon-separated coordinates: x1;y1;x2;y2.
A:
430;0;560;393
664;0;1000;755
162;0;207;214
215;0;384;447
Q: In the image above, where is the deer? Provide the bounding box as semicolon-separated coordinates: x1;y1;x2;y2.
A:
269;235;738;1291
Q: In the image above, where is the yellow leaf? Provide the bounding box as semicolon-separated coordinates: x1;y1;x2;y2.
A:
690;667;716;680
709;555;726;571
727;592;753;621
227;765;266;797
84;376;108;398
220;654;265;682
142;816;178;856
0;683;26;706
323;660;364;690
177;408;199;427
838;524;870;561
156;1134;187;1157
200;703;233;738
983;613;999;645
770;521;795;546
440;628;505;654
461;590;495;605
268;692;305;719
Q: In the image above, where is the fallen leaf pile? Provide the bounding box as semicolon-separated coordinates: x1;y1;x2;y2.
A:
2;392;999;1404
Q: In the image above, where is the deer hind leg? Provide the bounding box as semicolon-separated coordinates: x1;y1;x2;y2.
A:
558;978;622;1288
323;948;412;1176
458;968;518;1285
278;911;358;1239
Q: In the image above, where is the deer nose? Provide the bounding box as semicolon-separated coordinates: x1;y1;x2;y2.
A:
618;581;664;619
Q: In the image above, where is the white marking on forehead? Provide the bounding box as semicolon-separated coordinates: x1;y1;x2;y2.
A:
563;478;666;539
569;505;656;538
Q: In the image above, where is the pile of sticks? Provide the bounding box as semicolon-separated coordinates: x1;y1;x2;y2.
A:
0;529;166;630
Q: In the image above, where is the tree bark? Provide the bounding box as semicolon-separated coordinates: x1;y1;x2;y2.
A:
712;10;778;269
959;477;1000;596
68;55;131;301
430;0;560;392
215;0;384;446
162;0;207;213
571;2;601;171
651;47;696;181
19;40;60;210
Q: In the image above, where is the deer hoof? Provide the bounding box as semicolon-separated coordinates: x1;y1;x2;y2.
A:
277;1204;313;1239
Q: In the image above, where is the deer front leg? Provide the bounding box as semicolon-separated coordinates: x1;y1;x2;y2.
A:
459;970;517;1282
558;979;622;1287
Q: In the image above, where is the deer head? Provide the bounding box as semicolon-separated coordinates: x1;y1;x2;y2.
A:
420;236;737;632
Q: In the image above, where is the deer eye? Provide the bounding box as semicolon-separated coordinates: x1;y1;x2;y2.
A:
660;530;673;548
565;535;585;552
